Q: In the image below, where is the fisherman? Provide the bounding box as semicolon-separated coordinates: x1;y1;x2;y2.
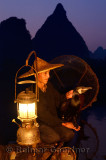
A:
19;57;81;144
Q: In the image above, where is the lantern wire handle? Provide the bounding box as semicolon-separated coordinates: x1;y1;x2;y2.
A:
25;50;39;102
14;50;39;103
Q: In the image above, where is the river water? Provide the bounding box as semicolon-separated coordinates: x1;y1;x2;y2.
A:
79;105;106;160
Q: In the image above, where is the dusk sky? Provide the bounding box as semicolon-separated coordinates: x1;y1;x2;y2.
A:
0;0;106;52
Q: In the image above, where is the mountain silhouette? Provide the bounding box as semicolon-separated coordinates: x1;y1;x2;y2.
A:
0;17;33;144
0;17;32;69
32;3;89;61
0;16;33;104
0;16;33;103
89;46;106;60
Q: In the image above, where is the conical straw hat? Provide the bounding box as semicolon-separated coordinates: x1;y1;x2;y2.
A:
19;57;64;78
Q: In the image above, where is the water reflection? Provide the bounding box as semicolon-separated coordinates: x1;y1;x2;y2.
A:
85;105;106;160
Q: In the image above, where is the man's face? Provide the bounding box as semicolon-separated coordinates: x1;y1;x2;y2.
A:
38;70;50;85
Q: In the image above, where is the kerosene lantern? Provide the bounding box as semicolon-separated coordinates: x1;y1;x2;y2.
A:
13;51;40;146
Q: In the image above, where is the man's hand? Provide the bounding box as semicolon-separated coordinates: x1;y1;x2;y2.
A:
62;122;80;131
66;90;74;99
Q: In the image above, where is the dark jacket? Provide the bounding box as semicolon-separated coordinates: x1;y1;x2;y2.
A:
37;82;66;127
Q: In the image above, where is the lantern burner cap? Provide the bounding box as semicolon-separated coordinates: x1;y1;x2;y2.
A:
17;89;36;103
